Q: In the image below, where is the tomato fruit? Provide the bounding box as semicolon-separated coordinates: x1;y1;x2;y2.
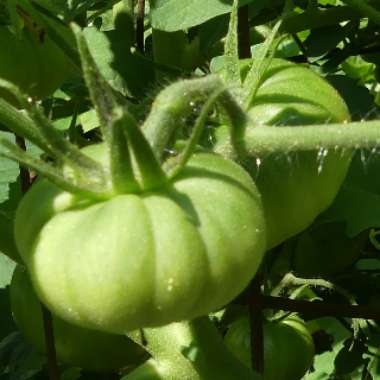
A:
10;266;147;372
215;58;352;248
0;26;74;101
224;315;315;380
292;222;367;278
15;143;266;333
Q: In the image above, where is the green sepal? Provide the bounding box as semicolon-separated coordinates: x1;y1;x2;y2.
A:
243;19;282;109
115;108;167;191
223;0;241;86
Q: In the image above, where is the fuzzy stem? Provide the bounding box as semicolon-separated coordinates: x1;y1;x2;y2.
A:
74;24;141;193
0;79;105;181
0;97;53;155
143;76;223;160
0;139;108;198
143;76;249;162
236;120;380;156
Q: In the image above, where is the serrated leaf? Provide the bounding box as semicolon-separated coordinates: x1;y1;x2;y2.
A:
150;0;252;32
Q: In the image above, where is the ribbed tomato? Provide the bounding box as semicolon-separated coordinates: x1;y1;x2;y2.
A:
15;144;266;333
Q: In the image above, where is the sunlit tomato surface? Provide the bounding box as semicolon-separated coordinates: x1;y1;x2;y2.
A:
215;58;351;248
15;144;266;333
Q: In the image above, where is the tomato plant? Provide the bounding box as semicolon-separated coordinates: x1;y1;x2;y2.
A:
224;314;315;380
1;1;380;379
10;266;147;372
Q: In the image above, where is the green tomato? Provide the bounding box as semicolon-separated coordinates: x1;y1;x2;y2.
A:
0;26;74;101
15;144;266;333
10;266;147;372
292;223;367;278
224;315;315;380
215;58;352;249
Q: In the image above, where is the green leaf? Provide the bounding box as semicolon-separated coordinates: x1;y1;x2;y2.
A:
306;317;351;380
319;151;380;236
0;254;15;289
150;0;252;32
83;24;155;98
0;132;19;204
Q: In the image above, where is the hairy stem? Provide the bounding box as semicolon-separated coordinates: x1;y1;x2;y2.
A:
236;120;380;157
143;76;248;162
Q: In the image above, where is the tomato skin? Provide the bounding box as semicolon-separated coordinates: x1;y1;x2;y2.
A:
224;315;315;380
15;145;266;333
215;58;352;249
10;266;147;372
0;26;74;101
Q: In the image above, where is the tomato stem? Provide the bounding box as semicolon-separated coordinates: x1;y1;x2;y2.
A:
0;139;109;198
143;75;248;163
240;121;380;155
0;79;107;185
74;25;145;193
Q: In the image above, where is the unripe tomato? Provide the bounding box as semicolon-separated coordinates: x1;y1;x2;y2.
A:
10;266;147;372
224;315;315;380
0;26;74;101
15;144;266;333
215;58;352;248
